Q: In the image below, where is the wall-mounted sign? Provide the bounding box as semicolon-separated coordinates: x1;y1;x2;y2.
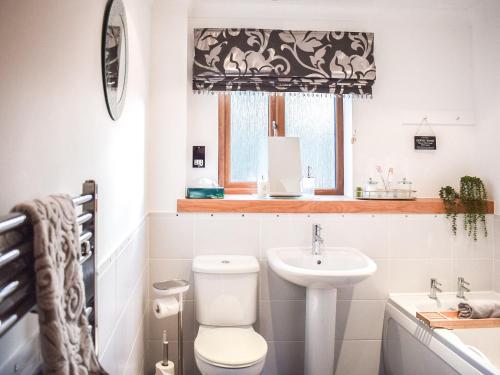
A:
414;116;437;150
414;135;437;150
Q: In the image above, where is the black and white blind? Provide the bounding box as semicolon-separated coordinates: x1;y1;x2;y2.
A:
193;28;376;95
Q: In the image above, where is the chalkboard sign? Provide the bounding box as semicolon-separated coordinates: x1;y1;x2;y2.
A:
414;136;436;150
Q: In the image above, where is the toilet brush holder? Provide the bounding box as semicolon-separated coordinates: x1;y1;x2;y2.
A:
153;280;190;375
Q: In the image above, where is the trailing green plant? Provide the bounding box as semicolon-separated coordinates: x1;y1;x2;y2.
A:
439;185;459;235
460;176;488;241
439;176;488;241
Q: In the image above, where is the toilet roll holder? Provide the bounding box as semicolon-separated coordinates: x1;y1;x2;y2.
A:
153;280;190;375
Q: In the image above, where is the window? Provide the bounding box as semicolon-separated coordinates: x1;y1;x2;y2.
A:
218;93;344;195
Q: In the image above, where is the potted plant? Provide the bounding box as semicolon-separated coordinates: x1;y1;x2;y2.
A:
439;176;488;241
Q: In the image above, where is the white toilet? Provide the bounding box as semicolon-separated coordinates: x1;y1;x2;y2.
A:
192;255;268;375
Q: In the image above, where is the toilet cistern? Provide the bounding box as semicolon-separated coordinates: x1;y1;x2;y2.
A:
312;223;323;255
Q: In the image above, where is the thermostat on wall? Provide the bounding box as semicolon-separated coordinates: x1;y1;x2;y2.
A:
192;146;205;168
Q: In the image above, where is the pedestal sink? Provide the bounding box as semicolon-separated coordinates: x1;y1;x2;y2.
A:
267;246;377;375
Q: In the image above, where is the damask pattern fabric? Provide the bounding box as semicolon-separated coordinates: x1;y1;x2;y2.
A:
13;195;107;375
193;28;376;95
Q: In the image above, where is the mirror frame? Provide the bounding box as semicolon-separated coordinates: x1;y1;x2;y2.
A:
101;0;128;121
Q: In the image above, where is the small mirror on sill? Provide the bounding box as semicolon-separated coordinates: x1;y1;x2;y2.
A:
268;137;302;197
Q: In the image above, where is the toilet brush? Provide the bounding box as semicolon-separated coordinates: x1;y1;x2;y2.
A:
162;330;169;366
155;330;175;375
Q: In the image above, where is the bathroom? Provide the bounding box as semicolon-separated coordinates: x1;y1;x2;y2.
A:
1;0;500;374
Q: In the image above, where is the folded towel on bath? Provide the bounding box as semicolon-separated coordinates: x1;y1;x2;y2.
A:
13;195;107;375
458;300;500;319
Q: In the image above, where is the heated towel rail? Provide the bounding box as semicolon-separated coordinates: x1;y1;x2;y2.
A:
0;180;99;352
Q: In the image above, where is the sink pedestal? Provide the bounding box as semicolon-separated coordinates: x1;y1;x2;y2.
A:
305;288;337;375
267;246;378;375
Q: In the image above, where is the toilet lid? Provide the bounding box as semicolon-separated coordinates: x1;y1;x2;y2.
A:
195;326;268;368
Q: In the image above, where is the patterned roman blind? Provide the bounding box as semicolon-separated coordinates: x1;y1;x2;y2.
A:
192;28;376;95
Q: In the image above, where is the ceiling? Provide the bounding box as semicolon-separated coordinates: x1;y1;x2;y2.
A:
192;0;482;11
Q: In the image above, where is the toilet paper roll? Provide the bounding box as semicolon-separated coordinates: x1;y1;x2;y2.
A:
155;360;175;375
153;297;179;319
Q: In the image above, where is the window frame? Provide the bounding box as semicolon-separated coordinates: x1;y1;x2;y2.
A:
218;94;344;195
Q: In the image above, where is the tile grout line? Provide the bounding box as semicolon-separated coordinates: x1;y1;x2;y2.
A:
123;305;148;372
98;220;148;356
97;214;148;275
145;211;499;372
100;252;148;358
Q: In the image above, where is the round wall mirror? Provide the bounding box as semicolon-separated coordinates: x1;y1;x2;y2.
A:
102;0;128;120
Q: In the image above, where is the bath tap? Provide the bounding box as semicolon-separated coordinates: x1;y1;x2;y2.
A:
457;277;470;299
312;224;323;255
428;278;442;299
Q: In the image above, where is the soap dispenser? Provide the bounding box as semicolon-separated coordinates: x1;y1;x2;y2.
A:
301;166;316;197
257;175;270;198
155;330;175;375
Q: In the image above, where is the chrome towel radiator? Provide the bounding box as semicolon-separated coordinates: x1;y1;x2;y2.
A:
0;180;99;351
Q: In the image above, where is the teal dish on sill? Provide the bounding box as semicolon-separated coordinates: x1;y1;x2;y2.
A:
186;187;224;199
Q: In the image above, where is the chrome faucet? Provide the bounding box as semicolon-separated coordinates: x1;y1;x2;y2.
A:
429;278;442;299
457;277;470;299
312;224;323;255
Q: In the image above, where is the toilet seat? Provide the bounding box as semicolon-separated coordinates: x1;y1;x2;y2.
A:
195;325;268;369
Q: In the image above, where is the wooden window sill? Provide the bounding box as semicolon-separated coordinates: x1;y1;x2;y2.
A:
177;195;495;214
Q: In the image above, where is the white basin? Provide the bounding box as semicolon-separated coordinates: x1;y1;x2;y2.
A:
267;246;377;374
266;246;377;289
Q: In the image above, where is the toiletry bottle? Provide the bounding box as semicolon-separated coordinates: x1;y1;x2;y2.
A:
257;175;269;198
155;330;175;375
301;166;316;197
397;177;413;198
364;178;378;198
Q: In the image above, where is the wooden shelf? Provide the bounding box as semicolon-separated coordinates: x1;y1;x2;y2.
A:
177;196;495;214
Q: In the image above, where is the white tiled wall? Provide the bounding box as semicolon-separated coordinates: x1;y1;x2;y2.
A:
494;215;500;292
146;212;495;375
98;218;149;375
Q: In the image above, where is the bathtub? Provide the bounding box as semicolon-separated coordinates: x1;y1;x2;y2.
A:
383;292;500;375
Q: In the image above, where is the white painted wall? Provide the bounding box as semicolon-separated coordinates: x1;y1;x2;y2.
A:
495;217;500;293
0;0;152;372
147;0;190;212
471;0;500;204
144;5;500;374
146;0;498;209
177;1;481;201
470;0;500;295
0;0;151;263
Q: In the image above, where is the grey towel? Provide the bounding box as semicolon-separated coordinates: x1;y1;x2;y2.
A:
458;300;500;319
13;195;107;375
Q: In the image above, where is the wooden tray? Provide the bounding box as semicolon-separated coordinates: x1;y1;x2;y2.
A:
417;311;500;329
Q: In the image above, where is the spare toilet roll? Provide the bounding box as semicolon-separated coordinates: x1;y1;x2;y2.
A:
153;297;179;319
155;360;175;375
